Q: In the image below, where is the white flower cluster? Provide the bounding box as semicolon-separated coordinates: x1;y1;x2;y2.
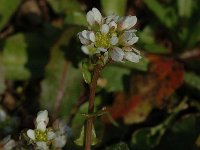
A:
78;8;141;63
27;110;67;150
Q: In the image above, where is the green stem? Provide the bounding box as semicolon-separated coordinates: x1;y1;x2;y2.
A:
84;64;102;150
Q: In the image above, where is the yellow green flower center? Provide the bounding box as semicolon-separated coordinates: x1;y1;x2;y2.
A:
95;32;110;48
35;129;48;142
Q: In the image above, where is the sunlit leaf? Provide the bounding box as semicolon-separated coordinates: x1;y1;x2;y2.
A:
101;0;127;16
2;34;30;80
177;0;196;18
101;65;130;92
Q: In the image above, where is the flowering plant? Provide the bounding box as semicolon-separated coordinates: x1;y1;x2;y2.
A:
78;8;141;63
26;110;67;150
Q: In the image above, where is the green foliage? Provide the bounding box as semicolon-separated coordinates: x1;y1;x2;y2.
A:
0;0;21;30
81;60;92;84
74;125;100;146
101;0;127;16
105;142;130;150
143;0;177;28
138;27;168;54
101;65;130;92
0;0;200;149
40;27;83;117
2;34;30;80
177;0;196;18
184;72;200;91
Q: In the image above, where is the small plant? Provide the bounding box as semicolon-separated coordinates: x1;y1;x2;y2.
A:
77;8;141;150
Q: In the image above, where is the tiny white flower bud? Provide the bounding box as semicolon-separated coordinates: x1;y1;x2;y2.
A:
100;24;109;34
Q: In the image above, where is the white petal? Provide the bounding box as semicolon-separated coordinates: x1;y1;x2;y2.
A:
86;11;95;26
110;36;118;45
81;46;89;54
36;110;49;125
47;131;55;140
89;32;95;42
120;16;137;30
81;30;88;39
36;142;49;150
79;35;90;45
127;36;139;45
109;21;117;30
110;47;124;62
105;15;119;24
36;121;46;131
97;47;107;52
92;8;102;24
27;129;35;140
124;52;141;63
100;24;109;34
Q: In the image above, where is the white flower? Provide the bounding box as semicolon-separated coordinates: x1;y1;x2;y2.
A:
86;8;103;26
78;8;141;63
78;30;95;45
36;110;49;125
27;110;55;150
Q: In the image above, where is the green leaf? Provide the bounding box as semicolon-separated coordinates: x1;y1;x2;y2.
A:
81;60;92;84
115;57;149;72
74;126;85;146
184;72;200;91
2;34;30;80
101;0;127;16
40;27;83;117
177;0;196;18
105;142;130;150
156;115;200;150
47;0;81;14
131;100;188;149
0;0;22;30
74;125;100;146
65;11;87;26
143;0;177;28
101;65;130;92
0;55;5;94
138;27;169;54
47;0;87;26
131;125;166;150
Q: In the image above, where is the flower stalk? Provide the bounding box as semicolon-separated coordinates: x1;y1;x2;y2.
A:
85;64;102;150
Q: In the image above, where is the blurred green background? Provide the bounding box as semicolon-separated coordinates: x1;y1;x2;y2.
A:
0;0;200;149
